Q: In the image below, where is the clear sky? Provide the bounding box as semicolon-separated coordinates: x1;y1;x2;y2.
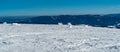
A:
0;0;120;16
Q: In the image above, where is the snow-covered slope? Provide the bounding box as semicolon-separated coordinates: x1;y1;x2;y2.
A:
0;24;120;52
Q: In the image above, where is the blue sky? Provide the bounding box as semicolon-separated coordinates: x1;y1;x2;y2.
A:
0;0;120;16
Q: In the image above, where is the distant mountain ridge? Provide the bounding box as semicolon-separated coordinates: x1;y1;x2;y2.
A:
1;14;120;28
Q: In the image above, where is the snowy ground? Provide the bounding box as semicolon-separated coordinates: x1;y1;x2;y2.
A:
0;24;120;52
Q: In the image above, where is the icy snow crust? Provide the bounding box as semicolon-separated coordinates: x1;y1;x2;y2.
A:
0;24;120;52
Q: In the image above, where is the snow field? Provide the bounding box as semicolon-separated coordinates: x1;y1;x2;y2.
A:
0;24;119;52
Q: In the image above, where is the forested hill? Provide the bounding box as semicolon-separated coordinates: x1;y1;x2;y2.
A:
1;14;120;27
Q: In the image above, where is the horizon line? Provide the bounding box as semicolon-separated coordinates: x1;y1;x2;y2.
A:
0;13;120;17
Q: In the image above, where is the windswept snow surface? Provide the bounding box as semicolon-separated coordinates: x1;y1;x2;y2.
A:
0;24;120;52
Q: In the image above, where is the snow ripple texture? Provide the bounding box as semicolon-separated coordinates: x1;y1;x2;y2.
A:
0;24;120;52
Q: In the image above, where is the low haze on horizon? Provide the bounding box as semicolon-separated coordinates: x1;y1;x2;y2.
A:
0;0;120;16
